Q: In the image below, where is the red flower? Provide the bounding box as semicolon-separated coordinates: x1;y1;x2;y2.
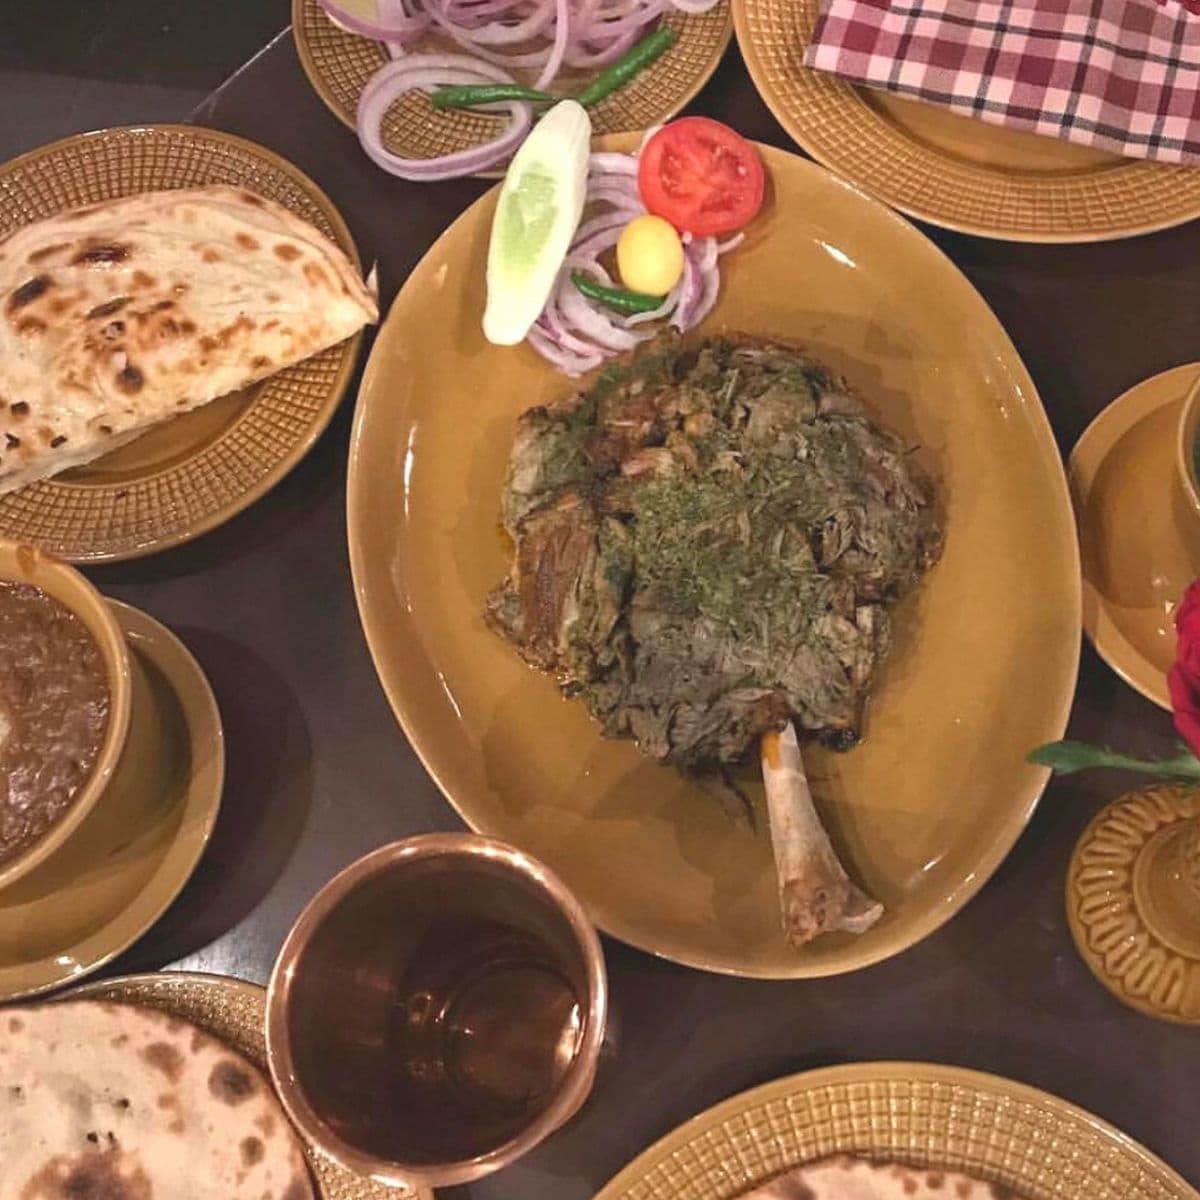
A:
1168;578;1200;757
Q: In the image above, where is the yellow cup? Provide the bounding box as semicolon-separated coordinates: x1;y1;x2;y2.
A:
0;541;136;891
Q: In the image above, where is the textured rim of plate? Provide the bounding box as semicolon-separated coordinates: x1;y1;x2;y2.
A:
0;601;223;1002
730;0;1200;242
592;1062;1200;1200
0;124;365;563
63;972;431;1200
347;133;1081;979
1069;364;1196;712
292;0;731;168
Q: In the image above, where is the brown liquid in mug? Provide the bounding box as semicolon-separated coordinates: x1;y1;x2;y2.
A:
0;582;110;865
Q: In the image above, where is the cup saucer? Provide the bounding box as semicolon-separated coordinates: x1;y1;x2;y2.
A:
1069;364;1200;710
0;600;223;1000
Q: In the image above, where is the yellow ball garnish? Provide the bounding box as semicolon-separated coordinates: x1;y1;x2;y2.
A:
616;214;685;296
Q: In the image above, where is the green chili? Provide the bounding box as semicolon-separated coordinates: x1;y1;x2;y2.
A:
572;271;665;315
573;26;678;107
430;26;681;113
430;83;555;111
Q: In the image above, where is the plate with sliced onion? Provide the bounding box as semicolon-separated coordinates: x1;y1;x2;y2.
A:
293;0;731;180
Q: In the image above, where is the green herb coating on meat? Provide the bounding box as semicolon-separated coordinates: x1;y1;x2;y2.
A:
486;335;942;769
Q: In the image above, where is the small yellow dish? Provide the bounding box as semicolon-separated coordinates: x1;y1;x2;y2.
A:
0;601;223;1001
1070;364;1200;711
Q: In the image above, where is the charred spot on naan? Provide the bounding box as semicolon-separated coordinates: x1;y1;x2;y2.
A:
140;1042;184;1083
28;243;69;265
87;297;129;320
240;1136;265;1166
72;243;130;267
208;1059;256;1105
115;365;144;395
274;243;301;263
15;316;46;336
8;275;50;312
18;1147;152;1200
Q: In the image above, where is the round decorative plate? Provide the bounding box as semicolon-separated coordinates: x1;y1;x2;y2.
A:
293;0;731;174
1069;363;1200;711
1067;784;1200;1026
731;0;1200;242
0;601;223;1001
347;135;1080;978
64;972;431;1200
591;1063;1199;1200
0;124;365;562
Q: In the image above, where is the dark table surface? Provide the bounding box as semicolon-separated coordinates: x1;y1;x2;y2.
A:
7;7;1200;1199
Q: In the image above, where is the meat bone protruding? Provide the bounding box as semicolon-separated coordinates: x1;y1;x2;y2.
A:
760;722;883;946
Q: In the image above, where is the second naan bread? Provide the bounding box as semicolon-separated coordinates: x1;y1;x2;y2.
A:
0;999;314;1200
744;1154;1026;1199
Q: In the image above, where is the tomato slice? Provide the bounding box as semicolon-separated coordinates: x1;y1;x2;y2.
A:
637;118;765;238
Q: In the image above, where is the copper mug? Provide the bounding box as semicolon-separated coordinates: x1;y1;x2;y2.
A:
265;834;607;1190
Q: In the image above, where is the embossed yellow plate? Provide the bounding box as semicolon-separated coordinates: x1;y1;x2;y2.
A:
592;1063;1199;1200
0;125;364;562
347;135;1081;978
293;0;731;176
732;0;1200;241
65;972;430;1200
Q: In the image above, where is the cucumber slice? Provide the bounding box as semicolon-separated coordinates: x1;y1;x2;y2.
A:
483;100;592;347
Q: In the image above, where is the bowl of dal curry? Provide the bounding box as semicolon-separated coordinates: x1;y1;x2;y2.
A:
0;541;131;889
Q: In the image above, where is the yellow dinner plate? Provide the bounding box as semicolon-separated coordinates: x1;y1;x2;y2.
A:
1070;364;1200;711
293;0;731;177
64;972;430;1200
0;125;365;562
732;0;1200;242
347;135;1080;978
0;602;222;1000
592;1063;1198;1200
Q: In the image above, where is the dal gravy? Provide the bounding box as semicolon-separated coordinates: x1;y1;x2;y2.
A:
0;582;110;865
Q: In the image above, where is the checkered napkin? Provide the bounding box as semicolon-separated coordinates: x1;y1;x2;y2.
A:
804;0;1200;165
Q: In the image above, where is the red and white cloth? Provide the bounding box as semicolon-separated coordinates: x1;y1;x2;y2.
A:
804;0;1200;165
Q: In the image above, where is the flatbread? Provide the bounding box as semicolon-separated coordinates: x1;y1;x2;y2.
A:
743;1155;1027;1199
0;1000;314;1200
0;185;377;494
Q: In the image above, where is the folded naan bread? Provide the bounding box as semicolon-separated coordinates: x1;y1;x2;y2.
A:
0;1000;314;1200
744;1155;1026;1199
0;185;377;494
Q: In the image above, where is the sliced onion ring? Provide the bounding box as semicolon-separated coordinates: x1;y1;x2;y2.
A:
357;54;533;180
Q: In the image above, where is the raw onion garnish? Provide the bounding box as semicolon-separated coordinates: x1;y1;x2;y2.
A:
529;152;737;377
338;0;720;180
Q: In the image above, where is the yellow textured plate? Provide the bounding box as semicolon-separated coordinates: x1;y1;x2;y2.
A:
63;972;430;1200
0;601;223;1001
592;1063;1199;1200
731;0;1200;242
293;0;731;174
347;135;1080;978
0;125;365;562
1069;364;1200;712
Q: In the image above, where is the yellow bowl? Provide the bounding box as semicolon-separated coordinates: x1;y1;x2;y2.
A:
1176;374;1200;527
0;541;131;890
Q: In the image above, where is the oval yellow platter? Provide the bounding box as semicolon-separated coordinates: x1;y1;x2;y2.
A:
592;1062;1198;1200
0;125;365;563
731;0;1200;242
0;601;222;1001
293;0;731;175
64;972;430;1200
347;135;1080;978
